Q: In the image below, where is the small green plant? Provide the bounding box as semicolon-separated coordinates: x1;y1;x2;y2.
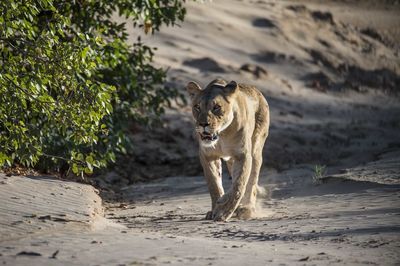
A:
312;164;326;185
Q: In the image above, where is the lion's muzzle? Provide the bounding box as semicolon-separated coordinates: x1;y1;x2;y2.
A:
199;131;218;142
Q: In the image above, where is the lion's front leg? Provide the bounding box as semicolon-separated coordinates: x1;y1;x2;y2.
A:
213;154;252;221
200;153;224;220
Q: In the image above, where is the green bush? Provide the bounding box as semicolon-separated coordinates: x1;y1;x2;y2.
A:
0;0;186;175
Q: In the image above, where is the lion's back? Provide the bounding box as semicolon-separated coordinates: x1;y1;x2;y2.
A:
238;83;269;116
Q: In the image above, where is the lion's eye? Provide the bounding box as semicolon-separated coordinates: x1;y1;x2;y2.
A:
194;105;200;111
213;105;221;112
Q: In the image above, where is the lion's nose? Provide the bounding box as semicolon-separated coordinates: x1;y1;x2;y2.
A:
199;122;210;128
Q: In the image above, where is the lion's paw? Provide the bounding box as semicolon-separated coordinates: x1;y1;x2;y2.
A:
212;210;229;222
205;211;213;220
235;206;256;220
212;203;234;222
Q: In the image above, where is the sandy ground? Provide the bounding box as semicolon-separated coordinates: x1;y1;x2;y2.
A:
1;0;400;265
0;174;104;241
1;167;399;265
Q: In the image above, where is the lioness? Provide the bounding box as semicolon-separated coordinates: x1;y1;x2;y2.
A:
187;79;269;221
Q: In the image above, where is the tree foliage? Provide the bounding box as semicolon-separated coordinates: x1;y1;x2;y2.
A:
0;0;186;175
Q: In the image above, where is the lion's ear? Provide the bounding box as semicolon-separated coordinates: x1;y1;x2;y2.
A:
186;81;202;100
223;80;238;95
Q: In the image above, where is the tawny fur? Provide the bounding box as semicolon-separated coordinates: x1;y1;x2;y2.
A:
187;79;269;221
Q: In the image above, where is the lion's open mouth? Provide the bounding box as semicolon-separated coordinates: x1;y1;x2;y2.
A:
200;132;218;142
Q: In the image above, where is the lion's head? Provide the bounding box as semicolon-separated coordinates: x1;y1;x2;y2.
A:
186;79;238;147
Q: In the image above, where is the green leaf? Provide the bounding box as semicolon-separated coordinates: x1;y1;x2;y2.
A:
72;163;79;174
81;46;90;60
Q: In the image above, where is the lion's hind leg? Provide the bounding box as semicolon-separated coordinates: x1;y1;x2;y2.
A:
235;149;263;220
237;111;268;219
